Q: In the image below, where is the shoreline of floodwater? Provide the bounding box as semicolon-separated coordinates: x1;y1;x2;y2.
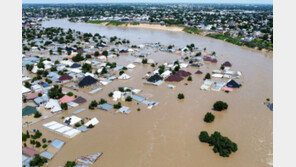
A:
86;21;273;56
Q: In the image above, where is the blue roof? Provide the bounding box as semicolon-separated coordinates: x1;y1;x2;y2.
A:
89;87;102;94
77;126;88;132
47;72;60;78
97;103;114;111
131;95;146;102
40;151;55;160
34;94;49;105
50;139;65;150
22;61;34;67
40;82;50;88
267;103;273;111
22;156;33;167
24;56;40;62
73;108;85;114
70;63;81;68
113;65;123;71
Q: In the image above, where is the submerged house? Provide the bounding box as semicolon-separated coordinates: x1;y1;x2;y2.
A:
78;76;98;88
195;70;203;74
22;106;37;117
226;79;240;88
222;61;232;67
70;63;81;68
59;74;73;83
73;96;87;104
147;74;163;83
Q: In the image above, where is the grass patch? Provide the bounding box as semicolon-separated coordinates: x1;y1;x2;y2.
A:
87;20;106;24
183;27;203;35
106;21;128;26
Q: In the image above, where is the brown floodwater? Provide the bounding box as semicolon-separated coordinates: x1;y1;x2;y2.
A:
24;19;272;167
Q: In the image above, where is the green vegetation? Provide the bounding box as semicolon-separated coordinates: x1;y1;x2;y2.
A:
100;67;108;75
88;20;106;24
131;22;140;25
72;53;84;62
30;130;42;139
158;65;165;74
118;87;124;92
65;161;76;167
82;63;92;73
213;101;228;111
207;33;272;51
48;85;64;99
87;124;94;128
29;154;47;167
178;93;185;99
24;81;31;88
183;27;203;35
67;92;74;96
187;76;192;81
61;103;68;110
34;111;42;118
89;100;98;110
102;50;109;56
99;98;107;104
113;102;122;109
205;73;211;79
125;96;132;102
106;21;127;26
119;70;125;75
203;112;215;123
35;141;41;148
75;122;81;127
142;58;148;64
199;131;238;157
108;92;114;97
42;144;48;148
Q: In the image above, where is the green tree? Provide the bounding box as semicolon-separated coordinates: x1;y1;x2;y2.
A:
199;131;210;143
142;59;148;64
187;76;192;81
61;103;68;110
102;50;108;56
213;101;228;111
205;73;211;79
89;100;98;110
99;98;107;104
65;161;76;167
29;154;47;167
24;82;31;88
119;70;124;75
113;102;122;109
48;85;64;99
125;96;132;102
203;112;215;123
34;111;42;118
178;93;184;99
108;92;113;97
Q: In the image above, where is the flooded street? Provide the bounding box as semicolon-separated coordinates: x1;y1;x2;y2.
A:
24;19;272;167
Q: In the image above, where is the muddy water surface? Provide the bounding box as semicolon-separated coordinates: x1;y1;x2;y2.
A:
24;19;272;167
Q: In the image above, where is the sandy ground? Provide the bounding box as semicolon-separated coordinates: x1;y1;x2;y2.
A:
97;22;184;32
90;22;272;55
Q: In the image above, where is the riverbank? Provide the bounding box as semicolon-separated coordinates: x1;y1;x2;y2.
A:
87;21;273;55
88;21;184;32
